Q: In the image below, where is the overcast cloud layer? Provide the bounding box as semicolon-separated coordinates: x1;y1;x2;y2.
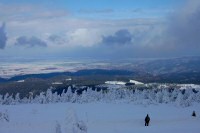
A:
0;23;7;49
0;0;199;59
165;0;200;50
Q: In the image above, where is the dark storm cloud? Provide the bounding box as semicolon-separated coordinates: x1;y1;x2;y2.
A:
165;1;200;49
0;22;7;49
48;35;59;42
102;29;133;45
15;36;47;47
48;35;65;45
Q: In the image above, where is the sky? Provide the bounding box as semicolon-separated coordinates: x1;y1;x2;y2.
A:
0;0;200;60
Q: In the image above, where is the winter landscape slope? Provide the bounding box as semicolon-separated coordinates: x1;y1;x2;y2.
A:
0;85;200;133
0;57;200;133
0;103;200;133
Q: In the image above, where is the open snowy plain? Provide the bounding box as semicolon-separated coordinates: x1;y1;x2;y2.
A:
0;102;200;133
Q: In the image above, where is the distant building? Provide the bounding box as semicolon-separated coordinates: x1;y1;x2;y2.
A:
17;80;25;83
52;82;63;85
66;78;72;81
105;79;144;86
129;80;144;85
105;81;126;85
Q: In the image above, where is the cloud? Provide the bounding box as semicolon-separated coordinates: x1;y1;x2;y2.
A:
2;0;200;58
0;3;68;21
48;34;66;45
132;8;143;13
67;28;102;47
164;0;200;50
101;29;133;45
79;9;114;14
0;22;7;49
15;36;47;47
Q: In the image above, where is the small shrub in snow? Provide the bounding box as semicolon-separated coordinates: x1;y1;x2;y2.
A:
192;111;196;117
76;120;87;133
0;110;9;122
55;121;62;133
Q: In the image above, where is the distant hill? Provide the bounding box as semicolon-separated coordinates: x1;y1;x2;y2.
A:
0;78;6;82
0;69;135;83
137;56;200;75
1;57;200;97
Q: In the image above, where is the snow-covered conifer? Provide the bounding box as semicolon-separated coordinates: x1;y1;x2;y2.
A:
14;93;20;104
60;89;66;102
3;93;9;105
162;89;170;103
46;89;53;103
65;108;87;133
0;94;3;104
52;92;59;103
39;92;46;104
55;121;62;133
65;87;73;102
156;90;163;103
0;110;9;122
80;90;88;103
176;92;184;106
29;92;33;103
71;91;79;103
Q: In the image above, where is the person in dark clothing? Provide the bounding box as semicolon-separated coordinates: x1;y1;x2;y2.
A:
192;111;196;117
145;114;150;126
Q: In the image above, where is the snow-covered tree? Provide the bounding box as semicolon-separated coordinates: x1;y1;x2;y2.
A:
0;83;199;106
21;97;29;104
66;87;74;102
39;92;46;104
55;121;62;133
162;89;170;103
80;90;88;103
65;108;87;133
170;89;179;102
29;92;33;103
147;89;157;103
132;89;141;101
52;92;59;103
14;93;20;104
0;94;3;104
3;93;14;105
60;89;66;102
76;120;87;133
194;90;200;103
0;110;9;122
46;89;53;103
176;92;184;106
71;91;79;103
156;90;163;103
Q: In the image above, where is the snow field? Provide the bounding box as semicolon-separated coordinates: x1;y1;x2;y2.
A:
0;102;200;133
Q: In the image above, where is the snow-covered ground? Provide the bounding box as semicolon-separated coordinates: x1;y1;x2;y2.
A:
178;84;200;90
0;102;200;133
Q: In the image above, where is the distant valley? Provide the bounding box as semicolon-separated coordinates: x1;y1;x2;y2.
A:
0;56;200;97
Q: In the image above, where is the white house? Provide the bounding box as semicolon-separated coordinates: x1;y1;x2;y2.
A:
105;81;126;85
129;80;144;85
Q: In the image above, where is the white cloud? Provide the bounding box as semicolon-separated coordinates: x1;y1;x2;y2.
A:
2;1;199;58
67;28;102;47
0;22;7;49
0;3;68;21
